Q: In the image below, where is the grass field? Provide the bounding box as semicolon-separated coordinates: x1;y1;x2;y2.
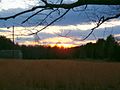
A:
0;59;120;90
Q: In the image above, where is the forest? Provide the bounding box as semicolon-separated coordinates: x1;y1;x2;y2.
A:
0;35;120;61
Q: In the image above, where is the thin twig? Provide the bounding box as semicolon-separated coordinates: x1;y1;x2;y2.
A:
29;9;70;35
22;9;46;24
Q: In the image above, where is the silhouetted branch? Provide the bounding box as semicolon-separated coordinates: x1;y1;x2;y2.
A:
83;13;120;40
0;6;48;20
29;9;70;35
22;9;46;24
0;0;120;20
0;0;120;40
33;9;59;29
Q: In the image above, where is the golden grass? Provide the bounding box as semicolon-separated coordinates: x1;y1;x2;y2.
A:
0;59;120;89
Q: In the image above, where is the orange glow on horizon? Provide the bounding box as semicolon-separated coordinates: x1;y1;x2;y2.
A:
19;42;75;48
40;37;77;48
47;43;76;48
18;36;96;48
18;37;77;48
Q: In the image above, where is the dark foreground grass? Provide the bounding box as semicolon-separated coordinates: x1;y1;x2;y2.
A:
0;59;120;90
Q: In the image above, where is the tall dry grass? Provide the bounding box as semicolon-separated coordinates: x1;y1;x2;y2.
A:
0;59;120;90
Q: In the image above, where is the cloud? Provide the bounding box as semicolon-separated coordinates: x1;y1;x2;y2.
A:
0;5;119;27
0;18;120;42
0;0;38;10
0;4;120;46
20;36;96;47
0;29;10;32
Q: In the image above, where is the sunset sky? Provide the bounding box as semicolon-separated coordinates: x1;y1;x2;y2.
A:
0;0;120;48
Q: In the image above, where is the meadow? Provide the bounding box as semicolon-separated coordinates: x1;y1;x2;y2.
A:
0;59;120;90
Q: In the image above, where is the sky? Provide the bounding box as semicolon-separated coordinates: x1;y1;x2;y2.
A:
0;0;120;48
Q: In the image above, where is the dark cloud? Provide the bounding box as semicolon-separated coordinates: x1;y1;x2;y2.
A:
37;32;56;39
12;25;120;44
0;29;10;32
15;32;56;43
54;25;120;40
0;5;119;27
0;5;120;43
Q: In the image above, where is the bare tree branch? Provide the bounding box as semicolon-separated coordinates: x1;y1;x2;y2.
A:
82;13;120;40
0;0;120;41
0;0;120;20
41;0;48;5
22;9;46;24
0;6;48;20
29;9;70;35
34;9;59;27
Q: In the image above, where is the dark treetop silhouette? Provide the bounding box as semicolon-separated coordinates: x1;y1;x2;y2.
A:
0;35;119;60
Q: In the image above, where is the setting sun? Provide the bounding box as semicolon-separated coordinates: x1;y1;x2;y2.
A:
49;43;75;48
40;37;77;48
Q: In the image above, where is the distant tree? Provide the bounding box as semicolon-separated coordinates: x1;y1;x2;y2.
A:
106;35;116;45
74;35;120;60
95;39;106;59
105;35;117;59
113;45;120;60
0;35;14;50
84;43;94;58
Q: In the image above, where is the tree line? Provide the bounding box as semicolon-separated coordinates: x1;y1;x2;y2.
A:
0;35;120;61
74;35;120;60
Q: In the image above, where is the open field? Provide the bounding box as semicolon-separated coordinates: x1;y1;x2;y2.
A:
0;59;120;90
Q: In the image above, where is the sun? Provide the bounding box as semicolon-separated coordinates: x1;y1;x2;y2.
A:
39;37;77;48
58;44;75;48
50;43;75;48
